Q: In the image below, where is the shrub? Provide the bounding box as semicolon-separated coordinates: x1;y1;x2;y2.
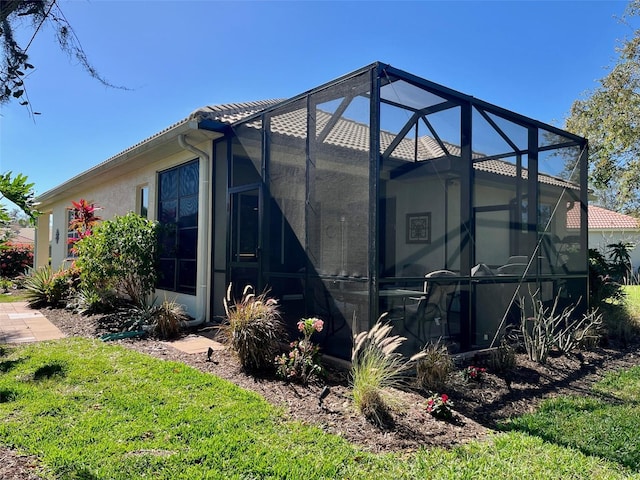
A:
589;248;625;308
415;339;454;392
222;284;285;373
74;212;158;307
350;317;424;427
0;245;33;278
23;265;78;307
275;317;324;385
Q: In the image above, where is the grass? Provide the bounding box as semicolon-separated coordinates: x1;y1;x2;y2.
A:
501;364;640;471
0;338;638;479
624;285;640;319
0;289;29;302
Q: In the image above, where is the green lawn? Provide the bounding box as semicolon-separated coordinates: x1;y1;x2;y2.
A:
0;289;29;302
501;364;640;471
624;285;640;319
0;339;637;479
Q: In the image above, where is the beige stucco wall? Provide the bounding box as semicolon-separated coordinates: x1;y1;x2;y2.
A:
37;136;216;321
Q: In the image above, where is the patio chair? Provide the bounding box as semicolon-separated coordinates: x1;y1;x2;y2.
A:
412;270;458;342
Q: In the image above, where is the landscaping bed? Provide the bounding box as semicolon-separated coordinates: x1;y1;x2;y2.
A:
2;305;640;479
43;307;640;450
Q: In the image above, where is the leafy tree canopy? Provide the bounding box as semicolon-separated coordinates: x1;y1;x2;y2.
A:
0;171;37;225
565;0;640;215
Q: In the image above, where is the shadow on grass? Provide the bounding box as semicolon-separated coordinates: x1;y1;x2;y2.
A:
33;362;66;381
61;467;99;480
0;388;18;403
0;358;24;373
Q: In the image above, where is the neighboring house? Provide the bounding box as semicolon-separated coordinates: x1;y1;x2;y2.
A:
34;62;589;360
3;227;35;248
569;204;640;271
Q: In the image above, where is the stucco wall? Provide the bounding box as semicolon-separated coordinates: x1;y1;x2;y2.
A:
38;137;215;320
589;230;640;273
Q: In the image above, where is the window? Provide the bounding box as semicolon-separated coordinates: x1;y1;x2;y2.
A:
66;209;79;258
139;185;149;218
157;160;199;294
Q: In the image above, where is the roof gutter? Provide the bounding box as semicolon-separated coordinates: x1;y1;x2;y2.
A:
178;134;210;327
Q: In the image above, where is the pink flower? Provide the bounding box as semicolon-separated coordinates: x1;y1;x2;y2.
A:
312;319;324;332
297;321;305;332
441;394;448;402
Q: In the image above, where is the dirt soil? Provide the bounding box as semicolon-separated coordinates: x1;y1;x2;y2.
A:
2;306;640;478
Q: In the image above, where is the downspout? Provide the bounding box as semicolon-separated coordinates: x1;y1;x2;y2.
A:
178;134;210;327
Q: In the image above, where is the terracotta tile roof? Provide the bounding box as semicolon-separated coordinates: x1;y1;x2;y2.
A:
567;204;640;230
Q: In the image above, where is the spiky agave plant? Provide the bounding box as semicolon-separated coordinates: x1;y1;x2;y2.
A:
222;284;286;373
350;315;424;426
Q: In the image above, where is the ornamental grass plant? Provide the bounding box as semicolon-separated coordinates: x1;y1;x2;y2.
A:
350;316;424;426
415;339;454;392
222;283;286;373
151;297;188;339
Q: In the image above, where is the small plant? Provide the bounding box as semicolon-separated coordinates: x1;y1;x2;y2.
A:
488;339;517;374
67;199;102;256
66;283;116;315
461;365;487;383
275;317;324;385
222;284;286;373
415;339;454;392
0;277;12;293
350;316;424;427
152;297;187;340
426;393;454;420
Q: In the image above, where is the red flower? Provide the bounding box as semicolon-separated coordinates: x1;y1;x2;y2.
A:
441;394;448;402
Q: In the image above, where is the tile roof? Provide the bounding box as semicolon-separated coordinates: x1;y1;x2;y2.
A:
196;103;578;190
567;204;640;230
99;101;286;168
189;99;285;125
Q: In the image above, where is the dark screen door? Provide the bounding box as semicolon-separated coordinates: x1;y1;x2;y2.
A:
229;187;261;294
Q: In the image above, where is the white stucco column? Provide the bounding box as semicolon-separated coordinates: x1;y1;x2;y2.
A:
34;212;51;268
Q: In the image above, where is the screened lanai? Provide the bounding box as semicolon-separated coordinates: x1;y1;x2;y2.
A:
221;62;588;360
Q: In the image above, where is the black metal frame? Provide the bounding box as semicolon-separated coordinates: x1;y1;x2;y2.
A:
221;62;588;357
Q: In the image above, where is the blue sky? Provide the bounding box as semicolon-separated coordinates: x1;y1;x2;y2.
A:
0;0;635;201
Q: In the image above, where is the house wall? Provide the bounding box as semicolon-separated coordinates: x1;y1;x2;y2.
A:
386;175;449;274
589;230;640;273
39;138;215;321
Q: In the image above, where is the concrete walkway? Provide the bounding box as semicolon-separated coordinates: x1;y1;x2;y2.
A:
0;301;64;343
0;301;224;355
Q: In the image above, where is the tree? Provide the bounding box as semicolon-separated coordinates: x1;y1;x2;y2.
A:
0;171;37;226
1;0;124;114
565;1;640;215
